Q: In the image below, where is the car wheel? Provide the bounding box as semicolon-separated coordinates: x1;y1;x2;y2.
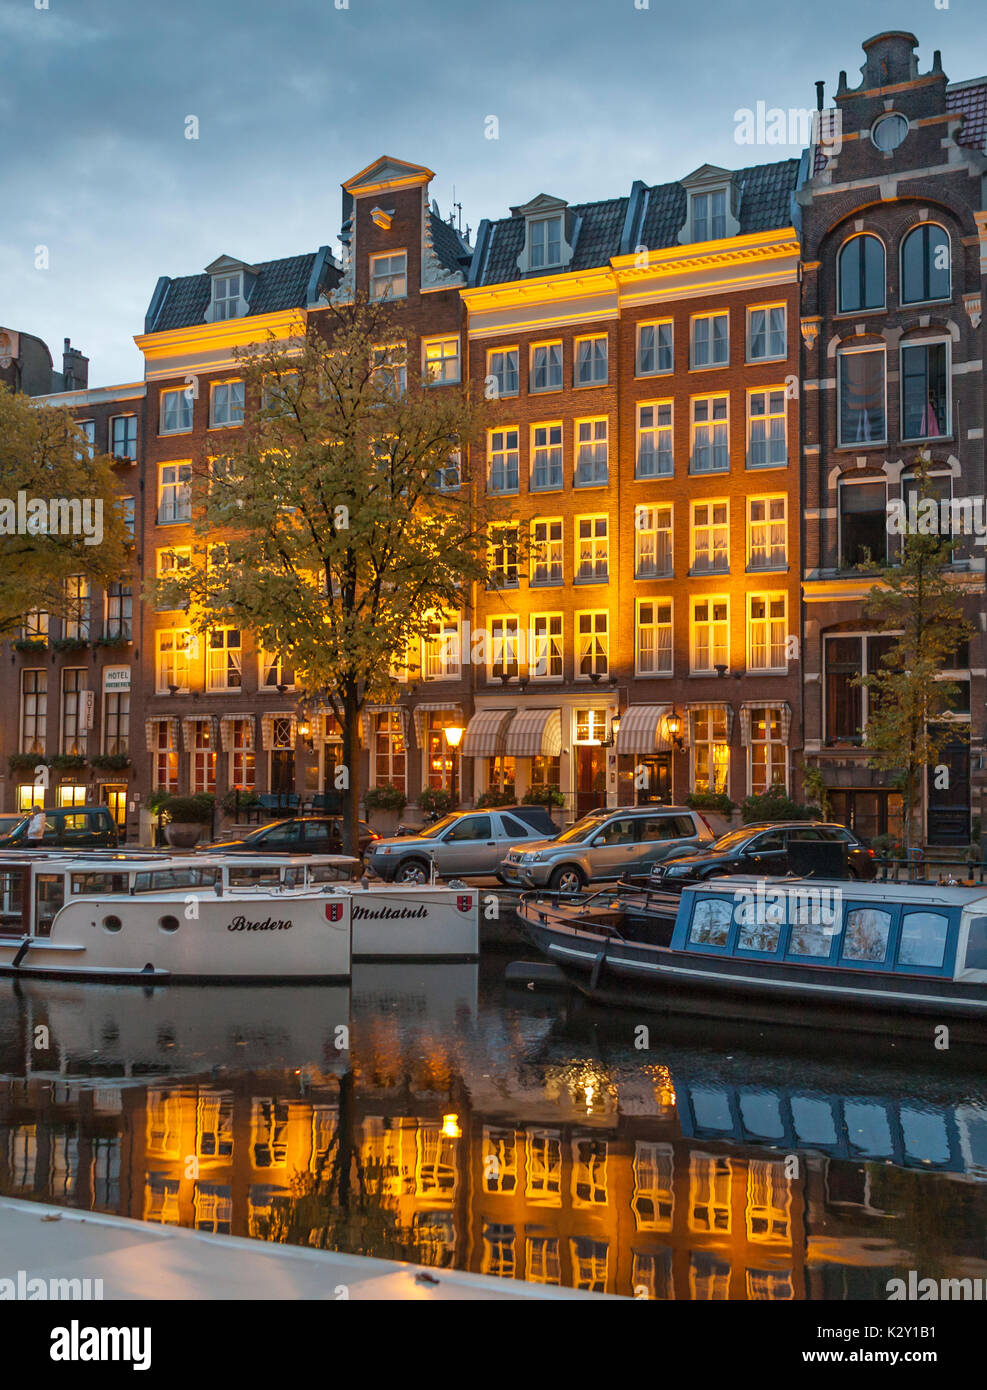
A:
395;858;430;885
549;865;586;895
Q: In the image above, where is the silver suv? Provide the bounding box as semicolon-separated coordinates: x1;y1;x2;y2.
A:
500;806;714;894
365;806;557;883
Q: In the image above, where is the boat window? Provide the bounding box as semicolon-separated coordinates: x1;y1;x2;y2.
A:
841;907;893;963
227;866;281;888
963;916;987;971
133;868;220;892
0;870;24;929
787;918;834;958
896;911;949;970
71;872;128;895
305;862;360;883
736;915;782;953
688;898;732;948
35;874;65;938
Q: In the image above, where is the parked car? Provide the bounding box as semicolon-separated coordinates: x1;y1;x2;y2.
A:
649;821;877;888
500;806;715;894
366;805;557;883
0;806;119;851
207;816;379;857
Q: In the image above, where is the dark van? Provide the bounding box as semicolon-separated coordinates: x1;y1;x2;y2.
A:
0;806;119;851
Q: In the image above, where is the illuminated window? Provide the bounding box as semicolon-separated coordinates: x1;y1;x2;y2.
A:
525;1129;562;1205
632;1142;674;1231
748;594;787;672
22;609;48;641
748;389;788;466
526;1237;560;1285
574;334;607;386
746;1159;792;1243
487;427;519;494
636;600;672;677
20;670;46;754
748;707;788;795
157;463;192;523
747;305;786;361
489;617;520;680
572;1137;608;1206
373;711;405;794
530;341;562;393
60;668;88;756
690;395;729;472
259;650;294;690
690;597;728;674
488;524;519;589
481;1223;516;1278
575;709;607;743
691;707;729;794
575;516;608;583
576;610;608;678
156;630;190;694
63;576;90;640
194;1183;232;1234
56;784;86;808
530;518;563;585
530;613;563;680
206;628;242;691
570;1237;608;1293
422;614;460;680
151;720;178;793
747;497;787;568
482;1127;518;1194
690;501;729;574
189;721;216;795
635;504;672;577
423;335;460;385
689;1152;732;1233
531;422;563;491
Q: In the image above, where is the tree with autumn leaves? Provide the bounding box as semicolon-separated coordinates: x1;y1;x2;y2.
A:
155;298;502;854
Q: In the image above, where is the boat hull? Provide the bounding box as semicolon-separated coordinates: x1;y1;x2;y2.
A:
345;885;479;960
518;911;987;1044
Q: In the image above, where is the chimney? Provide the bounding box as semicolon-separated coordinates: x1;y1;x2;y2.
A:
62;337;89;391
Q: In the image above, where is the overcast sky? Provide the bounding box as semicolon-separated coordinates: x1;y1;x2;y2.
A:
1;0;981;385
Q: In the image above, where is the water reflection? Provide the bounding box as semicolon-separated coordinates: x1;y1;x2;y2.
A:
0;965;984;1299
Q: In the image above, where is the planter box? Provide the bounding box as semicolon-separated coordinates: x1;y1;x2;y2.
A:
367;808;402;838
164;822;204;849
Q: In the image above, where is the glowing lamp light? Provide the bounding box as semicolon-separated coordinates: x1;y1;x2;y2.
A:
298;719;312;740
444;725;464;749
442;1113;462;1139
665;711;681;740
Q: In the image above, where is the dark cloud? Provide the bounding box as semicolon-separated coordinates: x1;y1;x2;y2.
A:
1;0;979;384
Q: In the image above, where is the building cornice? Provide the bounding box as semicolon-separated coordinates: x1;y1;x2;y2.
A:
134;310;307;376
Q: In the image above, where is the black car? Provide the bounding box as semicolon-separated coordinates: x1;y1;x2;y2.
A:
647;821;876;888
207;816;379;857
0;806;119;851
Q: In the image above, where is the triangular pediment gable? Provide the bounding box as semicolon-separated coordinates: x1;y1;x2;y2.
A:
509;192;568;218
343;156;434;196
204;254;259;276
680;164;733;189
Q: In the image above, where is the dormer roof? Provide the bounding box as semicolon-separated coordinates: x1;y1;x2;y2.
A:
144;250;340;334
204;254;259;277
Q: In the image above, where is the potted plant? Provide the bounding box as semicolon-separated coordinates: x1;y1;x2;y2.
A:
12;637;47;653
52;636;89;653
50;753;88;774
90;753;132;772
8;752;48;775
685;790;735;836
221;787;260;820
159;794;215;848
739;786;822;824
363;783;407;837
522;785;566;826
475;788;515;807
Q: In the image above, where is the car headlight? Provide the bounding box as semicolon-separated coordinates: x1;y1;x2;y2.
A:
664;863;690;876
522;851;543;863
375;845;392;855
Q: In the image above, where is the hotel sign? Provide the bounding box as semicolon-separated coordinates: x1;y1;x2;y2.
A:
103;666;131;692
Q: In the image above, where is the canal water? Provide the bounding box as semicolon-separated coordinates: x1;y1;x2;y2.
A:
1;953;985;1299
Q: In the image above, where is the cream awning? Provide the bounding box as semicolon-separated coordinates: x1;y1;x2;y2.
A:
739;702;793;746
181;715;218;750
412;702;464;749
143;716;178;752
462;708;515;758
504;707;562;758
359;705;408;748
260;712;298;751
614;704;673;755
219;714;255;752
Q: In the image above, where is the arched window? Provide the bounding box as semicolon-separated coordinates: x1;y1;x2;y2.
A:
837;235;885;314
901;224;950;304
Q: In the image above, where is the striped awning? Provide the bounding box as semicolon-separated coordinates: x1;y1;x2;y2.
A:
739;702;793;746
260;712;298;751
462;708;515;758
181;715;218;750
505;707;563;758
615;704;673;755
359;705;408;748
219;714;255;752
684;703;734;748
412;702;464;749
144;716;178;752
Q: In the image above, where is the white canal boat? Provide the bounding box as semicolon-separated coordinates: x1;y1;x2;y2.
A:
0;851;479;981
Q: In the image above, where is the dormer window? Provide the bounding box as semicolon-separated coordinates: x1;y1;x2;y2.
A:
692;190;727;242
212;274;241;321
530;216;563;270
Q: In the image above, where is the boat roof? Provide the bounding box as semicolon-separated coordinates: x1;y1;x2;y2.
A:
0;851;359;871
689;875;987;908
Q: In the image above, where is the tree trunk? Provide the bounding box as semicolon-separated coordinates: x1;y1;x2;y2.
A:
341;682;361;858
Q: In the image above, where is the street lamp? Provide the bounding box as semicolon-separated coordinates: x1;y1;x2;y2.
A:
444;725;464;749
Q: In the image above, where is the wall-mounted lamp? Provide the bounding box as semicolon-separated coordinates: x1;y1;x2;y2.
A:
444;725;464;749
665;710;684;751
601;712;622;748
298;717;314;751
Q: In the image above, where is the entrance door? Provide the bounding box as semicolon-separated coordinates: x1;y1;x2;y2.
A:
270;751;295;806
927;739;970;846
576;747;606;817
101;785;127;836
636;755;671;804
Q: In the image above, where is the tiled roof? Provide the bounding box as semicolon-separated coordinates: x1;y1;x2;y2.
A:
947;79;987;152
472;196;628;287
149;252;323;333
636;158;800;251
429;212;472;275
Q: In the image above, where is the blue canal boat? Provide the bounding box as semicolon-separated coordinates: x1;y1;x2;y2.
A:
516;877;987;1043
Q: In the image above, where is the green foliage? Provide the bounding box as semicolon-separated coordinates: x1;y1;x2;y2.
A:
740;787;821;824
476;787;515;807
52;636;89;652
0;387;131;639
686;791;734;816
49;753;87;771
89;753;131;771
801;765;830;820
12;638;47;652
220;788;259;816
7;752;47;773
859;456;975;848
363;784;407;813
159;794;215;824
418;786;455;816
522;787;565;807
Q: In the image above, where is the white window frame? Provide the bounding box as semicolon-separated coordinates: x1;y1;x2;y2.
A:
530;613;564;681
20;668;46;755
690;596;729;675
746;496;788;570
109;414;138;461
691;188;727;242
530;422;563;492
422;614;461;681
576;611;609;681
156;630;191;694
369;251;407;302
60;667;88;756
575;515;608;584
748;707;789;795
746;304;787;362
486;346;519;398
157;463;192;524
530;341;563;393
209;380;245;428
528;216;563;271
747;388;789;468
690;395;729;473
259;651;295;691
690;311;729;369
530;518;563;586
423;336;461;385
634;504;673;579
206;628;242;692
746;593;788;674
488;616;521;681
487;427;519;495
210;272;242;321
574;334;608;387
635;598;673;677
574;417;609;488
488;524;519;589
636;400;673;478
636;319;673;377
159;387;193;435
691;712;730;796
690;500;730;575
